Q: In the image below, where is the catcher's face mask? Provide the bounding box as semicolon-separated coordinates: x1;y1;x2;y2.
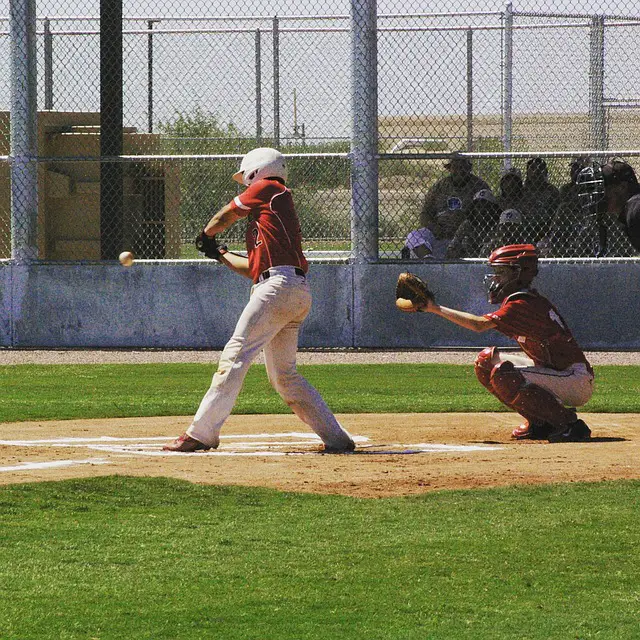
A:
484;265;521;304
577;163;605;215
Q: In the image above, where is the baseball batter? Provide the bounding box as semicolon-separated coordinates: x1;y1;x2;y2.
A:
398;244;594;442
164;147;355;453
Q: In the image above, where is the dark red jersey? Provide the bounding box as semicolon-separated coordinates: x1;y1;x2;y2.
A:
228;178;308;282
484;289;591;371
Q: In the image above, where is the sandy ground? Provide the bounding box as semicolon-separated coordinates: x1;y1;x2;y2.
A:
1;349;638;497
0;413;637;498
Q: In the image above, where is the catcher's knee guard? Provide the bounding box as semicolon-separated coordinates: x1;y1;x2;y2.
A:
474;347;499;391
491;361;577;427
490;360;523;404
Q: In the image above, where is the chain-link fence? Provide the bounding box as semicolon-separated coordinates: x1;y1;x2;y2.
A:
2;2;640;262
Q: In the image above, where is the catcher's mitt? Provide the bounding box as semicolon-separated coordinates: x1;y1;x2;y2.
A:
195;230;228;261
395;271;435;312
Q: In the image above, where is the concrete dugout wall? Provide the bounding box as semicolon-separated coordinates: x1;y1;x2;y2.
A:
0;262;638;349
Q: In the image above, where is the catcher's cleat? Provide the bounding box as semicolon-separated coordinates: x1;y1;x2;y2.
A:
511;421;554;440
162;433;213;452
547;419;592;443
322;440;356;454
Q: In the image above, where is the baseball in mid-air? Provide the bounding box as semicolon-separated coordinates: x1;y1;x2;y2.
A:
119;251;134;267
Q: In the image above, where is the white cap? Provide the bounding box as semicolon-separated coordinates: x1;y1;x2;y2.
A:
404;227;436;259
499;209;523;225
473;188;498;204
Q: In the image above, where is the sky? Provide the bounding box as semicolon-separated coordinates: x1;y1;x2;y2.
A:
0;1;638;143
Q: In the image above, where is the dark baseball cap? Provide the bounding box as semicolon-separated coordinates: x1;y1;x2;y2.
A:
570;155;591;168
602;159;638;185
527;156;547;169
444;153;472;170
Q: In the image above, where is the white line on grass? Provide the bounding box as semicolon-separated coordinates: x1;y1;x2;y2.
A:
0;458;111;472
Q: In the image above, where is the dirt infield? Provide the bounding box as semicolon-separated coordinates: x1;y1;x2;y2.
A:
1;412;638;497
1;349;638;496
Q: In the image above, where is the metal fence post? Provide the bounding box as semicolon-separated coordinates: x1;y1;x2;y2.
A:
466;28;473;152
256;28;262;144
44;17;53;110
100;0;124;260
589;15;606;152
351;0;378;263
272;16;280;147
10;0;39;263
502;2;513;170
147;19;155;133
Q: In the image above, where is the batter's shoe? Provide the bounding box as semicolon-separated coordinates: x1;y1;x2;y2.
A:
547;419;591;443
322;440;356;454
162;433;213;452
511;421;554;440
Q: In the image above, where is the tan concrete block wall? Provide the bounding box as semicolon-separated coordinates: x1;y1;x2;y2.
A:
1;111;180;260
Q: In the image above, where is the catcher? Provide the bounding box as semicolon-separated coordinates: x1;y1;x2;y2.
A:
395;244;595;442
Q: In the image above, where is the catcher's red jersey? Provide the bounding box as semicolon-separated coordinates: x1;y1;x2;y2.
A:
229;178;308;283
484;290;591;371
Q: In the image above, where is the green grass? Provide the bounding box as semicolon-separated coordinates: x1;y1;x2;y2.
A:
1;363;639;423
1;361;638;638
1;477;638;639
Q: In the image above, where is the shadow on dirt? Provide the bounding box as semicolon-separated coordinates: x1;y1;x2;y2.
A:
477;437;628;444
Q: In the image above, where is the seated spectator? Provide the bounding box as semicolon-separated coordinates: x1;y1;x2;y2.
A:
522;157;561;241
498;167;527;212
446;188;503;259
542;156;595;257
559;155;592;204
543;157;638;258
402;224;449;260
523;157;561;214
600;158;640;254
420;152;490;239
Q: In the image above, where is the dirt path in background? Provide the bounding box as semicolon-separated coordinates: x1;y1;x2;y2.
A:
1;413;637;497
1;349;640;366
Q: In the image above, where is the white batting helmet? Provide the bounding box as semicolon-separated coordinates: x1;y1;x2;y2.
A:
232;147;287;186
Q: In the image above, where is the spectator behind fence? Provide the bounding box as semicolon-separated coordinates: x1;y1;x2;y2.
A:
547;158;640;258
498;168;529;215
522;157;560;241
559;155;592;203
600;158;640;253
420;153;490;239
446;188;503;259
542;156;594;257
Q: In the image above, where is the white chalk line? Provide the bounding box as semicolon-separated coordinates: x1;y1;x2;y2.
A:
0;432;340;446
0;433;504;469
0;458;111;472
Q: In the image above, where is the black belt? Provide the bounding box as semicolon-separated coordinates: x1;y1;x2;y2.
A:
259;267;305;281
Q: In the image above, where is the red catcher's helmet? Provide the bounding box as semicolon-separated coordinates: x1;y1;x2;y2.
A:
485;244;538;303
488;243;538;266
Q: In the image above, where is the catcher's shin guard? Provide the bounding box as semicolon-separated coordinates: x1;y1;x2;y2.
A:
490;361;577;427
474;347;499;392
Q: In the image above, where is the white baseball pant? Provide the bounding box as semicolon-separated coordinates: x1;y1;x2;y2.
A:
499;351;594;407
187;266;353;449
